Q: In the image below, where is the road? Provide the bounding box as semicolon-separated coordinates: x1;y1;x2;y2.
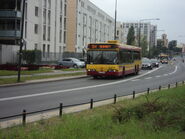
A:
0;57;185;118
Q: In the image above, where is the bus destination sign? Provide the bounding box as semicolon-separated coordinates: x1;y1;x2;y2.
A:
88;44;115;49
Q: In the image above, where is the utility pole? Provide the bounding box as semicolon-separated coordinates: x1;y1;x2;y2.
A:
114;0;117;40
17;0;26;82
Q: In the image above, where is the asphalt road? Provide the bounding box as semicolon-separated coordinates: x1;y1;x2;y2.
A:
0;57;185;118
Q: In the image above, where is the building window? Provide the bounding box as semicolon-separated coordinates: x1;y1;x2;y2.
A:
64;31;66;44
34;24;38;34
35;43;38;50
48;10;51;25
64;4;67;16
47;26;50;41
47;45;50;58
43;25;46;40
43;44;46;57
35;7;39;17
43;9;46;24
48;0;51;9
64;18;66;30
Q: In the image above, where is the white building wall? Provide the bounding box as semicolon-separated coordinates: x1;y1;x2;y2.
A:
122;22;156;50
24;0;66;61
76;0;114;52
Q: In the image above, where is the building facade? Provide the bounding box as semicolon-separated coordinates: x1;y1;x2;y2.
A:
0;0;22;64
118;22;157;50
0;0;67;64
0;0;114;64
66;0;114;53
24;0;67;62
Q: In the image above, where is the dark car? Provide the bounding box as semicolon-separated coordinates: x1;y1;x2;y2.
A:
151;59;159;67
142;58;153;70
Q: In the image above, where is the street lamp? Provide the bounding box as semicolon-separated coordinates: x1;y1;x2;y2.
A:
138;18;160;47
114;0;117;40
17;0;26;82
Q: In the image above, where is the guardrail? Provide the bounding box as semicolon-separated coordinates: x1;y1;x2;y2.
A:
0;80;185;128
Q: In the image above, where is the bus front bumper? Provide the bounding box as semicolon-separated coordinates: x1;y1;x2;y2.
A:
87;71;122;77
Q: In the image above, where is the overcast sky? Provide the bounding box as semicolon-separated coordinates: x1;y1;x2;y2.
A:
90;0;185;44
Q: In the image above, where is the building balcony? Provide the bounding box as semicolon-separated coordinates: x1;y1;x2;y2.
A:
0;10;22;18
0;30;21;39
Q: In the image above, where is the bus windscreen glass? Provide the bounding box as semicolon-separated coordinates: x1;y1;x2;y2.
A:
87;51;118;64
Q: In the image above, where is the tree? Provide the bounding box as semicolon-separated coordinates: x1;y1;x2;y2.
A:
127;26;135;45
140;36;148;57
22;50;41;64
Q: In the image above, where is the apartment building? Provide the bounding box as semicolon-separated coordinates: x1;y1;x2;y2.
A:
120;22;157;50
0;0;67;64
66;0;114;53
0;0;114;64
0;0;22;64
24;0;67;61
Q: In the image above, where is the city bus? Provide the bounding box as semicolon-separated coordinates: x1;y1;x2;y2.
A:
86;40;142;78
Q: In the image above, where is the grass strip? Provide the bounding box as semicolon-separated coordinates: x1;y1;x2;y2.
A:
0;72;86;85
0;69;53;76
0;85;185;138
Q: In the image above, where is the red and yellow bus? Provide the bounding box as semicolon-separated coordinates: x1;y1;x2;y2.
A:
86;40;142;78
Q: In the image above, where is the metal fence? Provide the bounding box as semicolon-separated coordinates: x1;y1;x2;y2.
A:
0;80;184;128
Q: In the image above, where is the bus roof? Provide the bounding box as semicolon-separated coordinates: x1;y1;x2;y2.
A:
88;40;141;52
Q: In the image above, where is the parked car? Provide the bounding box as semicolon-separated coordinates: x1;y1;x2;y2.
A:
142;58;153;70
58;58;85;68
151;59;159;67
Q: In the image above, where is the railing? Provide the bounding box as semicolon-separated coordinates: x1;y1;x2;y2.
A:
0;80;184;128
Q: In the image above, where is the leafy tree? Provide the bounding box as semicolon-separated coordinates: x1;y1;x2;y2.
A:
140;36;148;57
22;50;41;64
127;26;135;45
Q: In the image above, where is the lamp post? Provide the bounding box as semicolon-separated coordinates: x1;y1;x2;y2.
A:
17;0;26;82
138;18;160;47
114;0;117;40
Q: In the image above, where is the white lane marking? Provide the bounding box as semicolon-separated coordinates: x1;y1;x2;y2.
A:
169;66;178;75
155;66;177;78
132;79;140;82
163;74;168;76
145;77;152;80
0;66;165;102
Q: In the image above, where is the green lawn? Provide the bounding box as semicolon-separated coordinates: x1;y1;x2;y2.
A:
0;72;86;85
0;69;53;76
0;85;185;138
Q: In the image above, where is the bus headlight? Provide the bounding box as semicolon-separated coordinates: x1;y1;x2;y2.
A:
88;69;96;72
108;69;118;72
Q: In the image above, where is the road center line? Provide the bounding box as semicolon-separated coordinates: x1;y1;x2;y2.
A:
145;77;152;80
0;66;168;102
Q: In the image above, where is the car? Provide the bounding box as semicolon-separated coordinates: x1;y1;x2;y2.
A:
142;58;153;70
151;59;159;67
160;58;168;64
58;58;85;68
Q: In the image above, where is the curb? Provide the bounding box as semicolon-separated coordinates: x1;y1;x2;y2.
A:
0;75;88;88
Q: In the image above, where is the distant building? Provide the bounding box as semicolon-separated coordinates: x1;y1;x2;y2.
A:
119;22;157;50
162;34;168;48
66;0;114;53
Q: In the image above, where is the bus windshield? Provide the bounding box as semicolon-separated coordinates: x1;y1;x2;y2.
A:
87;51;118;64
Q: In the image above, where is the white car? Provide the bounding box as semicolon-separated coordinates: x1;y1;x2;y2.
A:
58;58;85;68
